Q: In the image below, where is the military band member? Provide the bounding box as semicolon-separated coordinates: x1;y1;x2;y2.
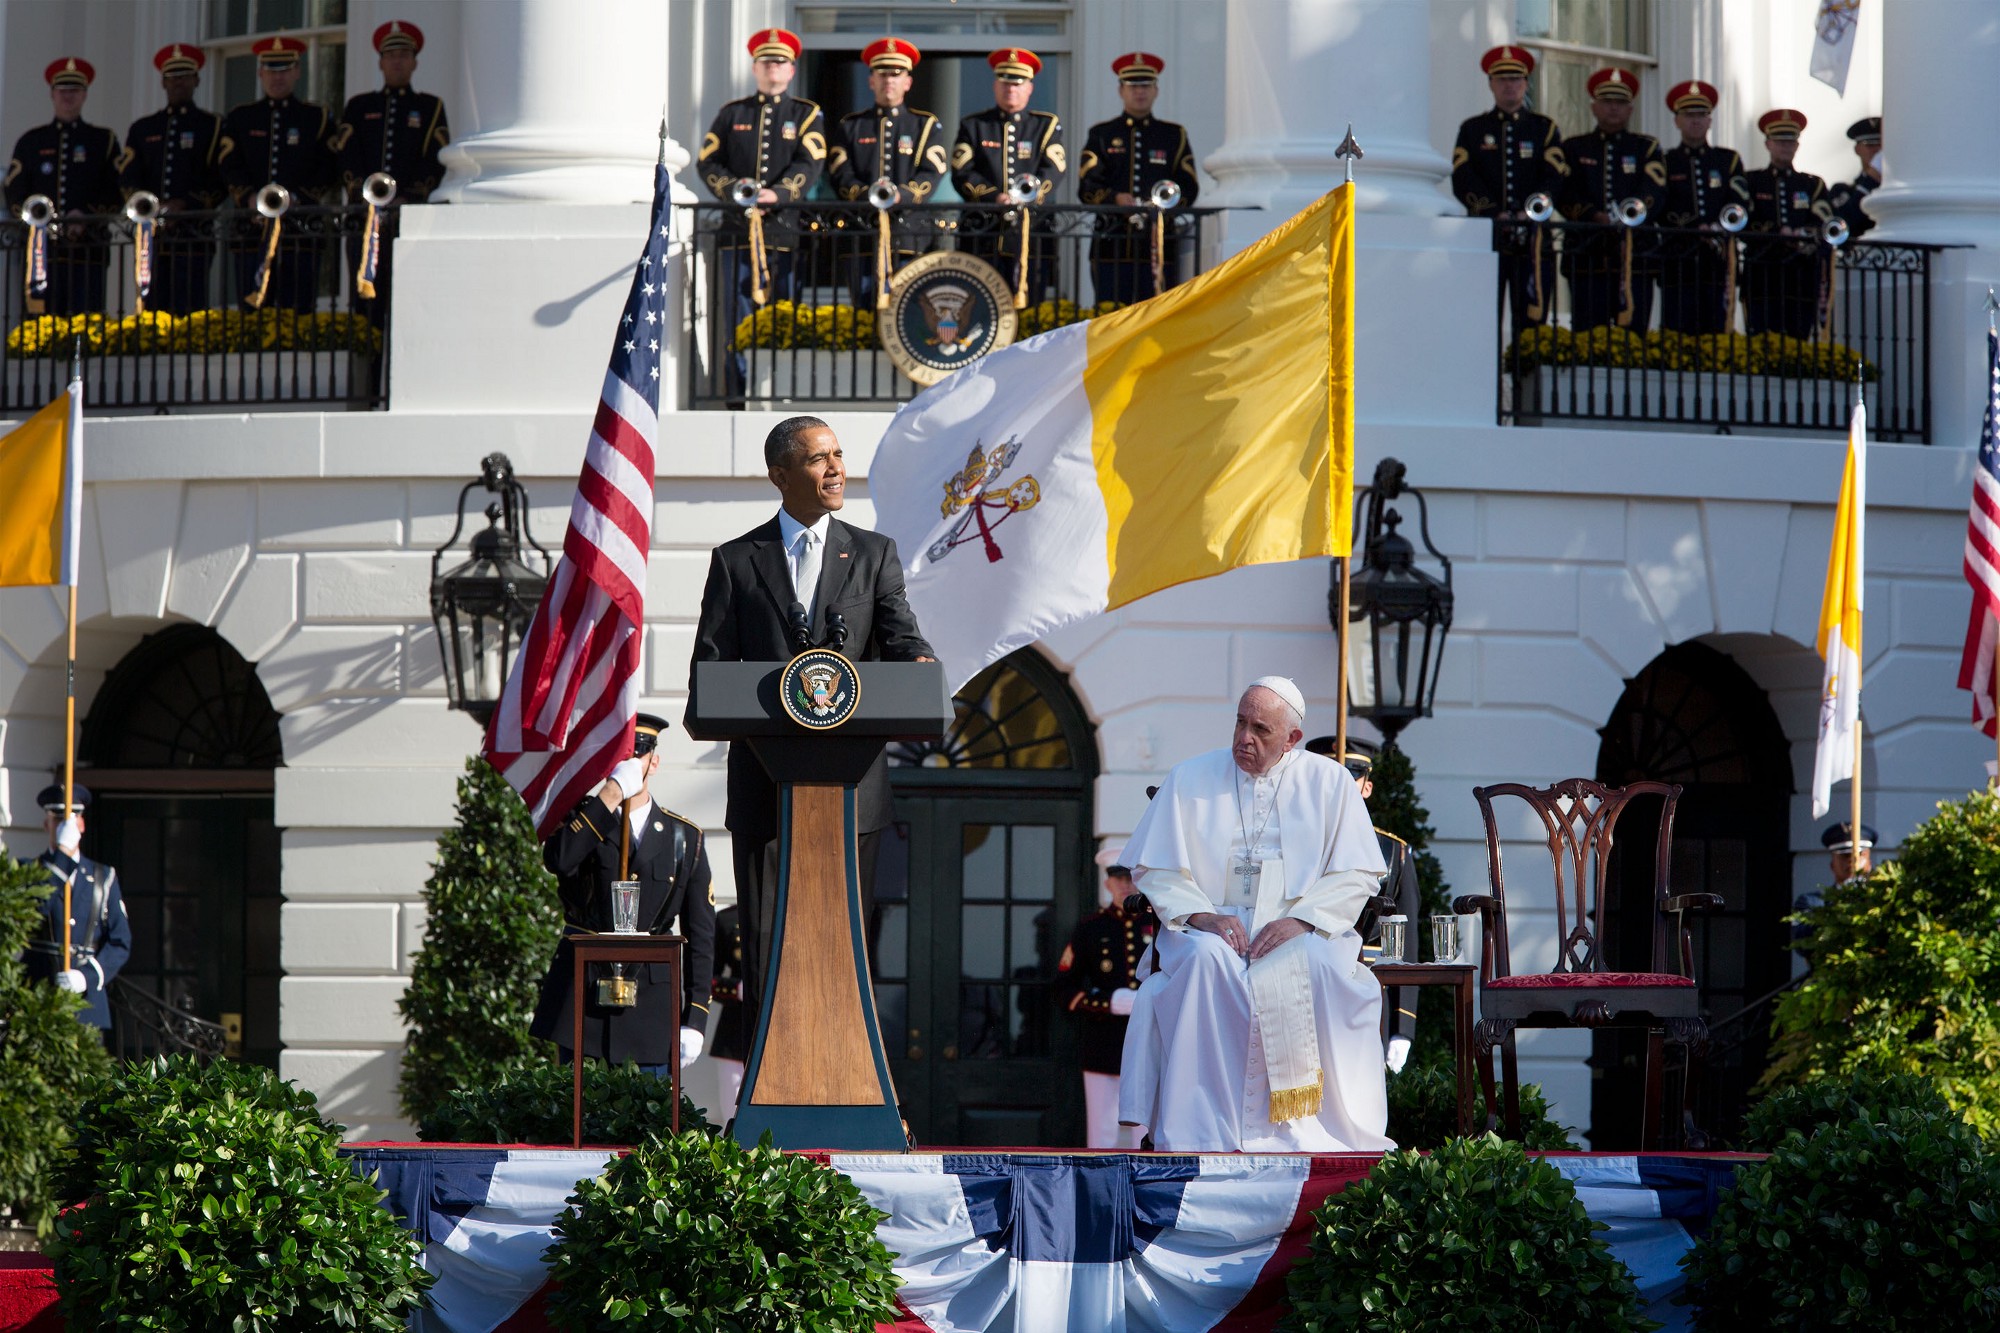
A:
829;37;947;307
6;59;124;316
952;47;1064;305
1557;68;1665;332
1451;45;1567;333
24;786;132;1034
1656;80;1748;335
334;21;450;326
1054;845;1157;1148
1826;117;1882;242
118;45;224;316
1742;109;1832;340
697;27;825;396
528;715;717;1073
219;36;337;313
1077;52;1199;306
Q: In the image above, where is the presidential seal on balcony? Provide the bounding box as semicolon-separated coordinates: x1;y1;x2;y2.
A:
879;250;1018;385
780;648;863;730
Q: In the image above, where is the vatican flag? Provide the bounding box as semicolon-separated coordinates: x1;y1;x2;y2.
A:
1812;401;1866;819
873;184;1356;688
0;383;82;588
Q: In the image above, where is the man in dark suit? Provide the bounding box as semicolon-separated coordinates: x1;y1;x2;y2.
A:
687;414;935;1012
529;715;716;1072
24;784;132;1034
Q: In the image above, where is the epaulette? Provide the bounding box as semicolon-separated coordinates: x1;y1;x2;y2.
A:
659;807;704;836
1374;826;1407;847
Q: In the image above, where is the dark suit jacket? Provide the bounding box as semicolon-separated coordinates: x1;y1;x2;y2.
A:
687;514;934;842
528;794;715;1065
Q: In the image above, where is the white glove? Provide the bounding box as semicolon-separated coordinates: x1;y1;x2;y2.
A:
1108;986;1137;1017
679;1026;705;1068
55;817;82;856
607;758;647;803
54;969;87;994
1386;1035;1412;1074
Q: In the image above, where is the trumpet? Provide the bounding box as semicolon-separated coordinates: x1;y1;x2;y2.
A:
1523;192;1555;223
124;191;161;224
1823;216;1850;248
1718;202;1749;233
729;177;760;209
255;182;292;219
1010;173;1043;205
1148;178;1182;211
867;178;899;211
1615;196;1648;227
20;194;54;228
361;172;397;208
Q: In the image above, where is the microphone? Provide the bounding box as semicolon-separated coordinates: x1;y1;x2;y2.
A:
825;612;849;652
786;601;812;653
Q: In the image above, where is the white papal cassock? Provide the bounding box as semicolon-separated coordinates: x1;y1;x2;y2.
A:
1118;747;1394;1153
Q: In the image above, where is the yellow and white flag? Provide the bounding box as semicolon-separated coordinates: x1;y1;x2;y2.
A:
0;380;83;589
873;185;1356;687
1812;401;1866;818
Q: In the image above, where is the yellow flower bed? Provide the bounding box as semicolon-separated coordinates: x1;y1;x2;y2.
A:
7;310;382;358
732;297;1125;350
1507;326;1876;382
1016;298;1125;338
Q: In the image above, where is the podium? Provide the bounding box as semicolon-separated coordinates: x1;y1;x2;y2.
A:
687;656;950;1150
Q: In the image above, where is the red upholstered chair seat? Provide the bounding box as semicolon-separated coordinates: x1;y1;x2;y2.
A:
1488;972;1694;989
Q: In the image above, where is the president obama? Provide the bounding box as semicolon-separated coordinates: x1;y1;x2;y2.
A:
688;415;935;1015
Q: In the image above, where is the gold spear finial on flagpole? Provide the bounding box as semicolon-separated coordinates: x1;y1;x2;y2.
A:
1335;125;1364;186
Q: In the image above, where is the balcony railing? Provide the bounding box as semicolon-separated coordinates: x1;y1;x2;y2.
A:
682;201;1221;410
0;205;391;414
1493;219;1942;443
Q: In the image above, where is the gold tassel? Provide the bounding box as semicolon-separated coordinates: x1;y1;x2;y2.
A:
1015;207;1031;310
876;210;893;310
1151;209;1167;298
1819;247;1839;342
1616;228;1634;328
1525;221;1545;323
355;202;380;299
247;214;282;310
1267;1071;1325;1124
748;207;770;307
1722;237;1738;333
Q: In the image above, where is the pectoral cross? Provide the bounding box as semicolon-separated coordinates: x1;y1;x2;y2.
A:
1229;855;1260;905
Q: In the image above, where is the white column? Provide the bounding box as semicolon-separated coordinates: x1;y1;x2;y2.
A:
1861;0;2000;249
1204;0;1450;250
436;0;688;205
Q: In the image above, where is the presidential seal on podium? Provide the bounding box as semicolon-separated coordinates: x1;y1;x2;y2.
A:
779;648;863;730
879;250;1018;385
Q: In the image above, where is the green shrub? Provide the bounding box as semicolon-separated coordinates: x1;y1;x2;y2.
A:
398;757;565;1124
1386;1059;1575;1150
1766;789;2000;1136
1680;1107;2000;1329
1280;1134;1655;1333
1740;1066;1957;1151
49;1056;431;1331
544;1130;900;1332
418;1055;714;1144
0;854;113;1232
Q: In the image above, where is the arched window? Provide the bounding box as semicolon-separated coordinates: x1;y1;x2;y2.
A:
81;624;283;770
887;650;1094;784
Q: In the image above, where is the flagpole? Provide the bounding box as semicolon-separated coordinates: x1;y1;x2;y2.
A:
1989;289;2000;785
60;338;83;973
1333;126;1363;763
1851;368;1864;860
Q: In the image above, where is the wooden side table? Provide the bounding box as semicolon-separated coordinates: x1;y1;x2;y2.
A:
1367;961;1477;1137
568;933;685;1149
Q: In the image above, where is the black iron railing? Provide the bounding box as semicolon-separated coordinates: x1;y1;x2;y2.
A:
1;204;391;413
1493;219;1943;442
1692;971;1807;1147
107;975;229;1064
682;201;1220;410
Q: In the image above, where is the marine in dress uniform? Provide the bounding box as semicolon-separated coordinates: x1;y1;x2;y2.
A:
23;785;132;1034
1655;80;1749;335
696;27;825;397
118;45;224;315
1077;52;1200;306
1556;68;1665;332
1450;45;1567;334
333;21;451;326
828;38;947;307
1742;109;1832;340
6;59;123;317
528;716;717;1072
1826;117;1881;242
1054;846;1157;1149
217;36;338;313
952;47;1065;305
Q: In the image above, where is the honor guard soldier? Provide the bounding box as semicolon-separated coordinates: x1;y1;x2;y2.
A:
1077;52;1200;306
529;715;717;1074
1826;117;1882;241
1054;844;1157;1148
829;38;948;307
25;786;132;1034
1451;45;1567;333
6;59;124;316
697;27;825;396
1796;821;1877;948
952;47;1065;305
1557;68;1665;332
1656;80;1748;335
1742;109;1831;339
334;21;450;326
119;45;225;315
706;905;750;1111
218;36;338;313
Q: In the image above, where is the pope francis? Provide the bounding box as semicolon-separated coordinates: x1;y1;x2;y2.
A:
1118;677;1395;1153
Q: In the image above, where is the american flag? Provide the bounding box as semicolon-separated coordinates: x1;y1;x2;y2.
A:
483;165;669;836
1958;328;2000;738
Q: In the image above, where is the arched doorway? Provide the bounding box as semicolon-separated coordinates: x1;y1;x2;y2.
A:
881;649;1098;1146
80;625;284;1066
1594;640;1792;1147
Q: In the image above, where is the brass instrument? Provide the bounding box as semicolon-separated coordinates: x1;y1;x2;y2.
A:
730;178;772;305
1718;203;1749;233
1008;174;1044;309
1613;198;1647;327
125;192;163;314
1818;218;1851;340
1521;192;1556;320
20;194;55;229
1523;192;1554;223
361;172;397;208
354;174;398;302
1143;179;1183;296
1718;203;1749;333
246;183;292;309
255;182;292;219
21;194;54;312
124;191;161;224
869;179;898;309
1615;196;1648;227
1823;217;1850;248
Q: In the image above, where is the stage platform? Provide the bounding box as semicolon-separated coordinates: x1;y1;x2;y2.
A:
0;1145;1753;1333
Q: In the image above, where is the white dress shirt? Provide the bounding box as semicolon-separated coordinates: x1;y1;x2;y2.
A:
776;508;832;616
